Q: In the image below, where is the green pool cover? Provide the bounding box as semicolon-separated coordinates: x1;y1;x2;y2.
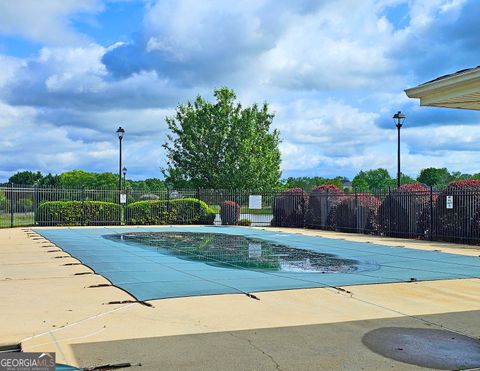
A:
35;227;480;301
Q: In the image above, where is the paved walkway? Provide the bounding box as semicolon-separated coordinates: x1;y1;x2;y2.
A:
1;226;479;370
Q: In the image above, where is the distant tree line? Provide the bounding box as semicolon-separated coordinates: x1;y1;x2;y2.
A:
4;170;165;190
282;167;479;192
4;167;478;192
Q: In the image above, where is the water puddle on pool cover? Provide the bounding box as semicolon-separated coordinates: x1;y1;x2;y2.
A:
107;232;366;273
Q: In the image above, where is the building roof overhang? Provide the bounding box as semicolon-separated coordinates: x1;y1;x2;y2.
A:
405;66;480;110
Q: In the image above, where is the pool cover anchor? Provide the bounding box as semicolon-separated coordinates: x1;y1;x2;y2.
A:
83;362;142;370
105;300;154;308
87;283;111;288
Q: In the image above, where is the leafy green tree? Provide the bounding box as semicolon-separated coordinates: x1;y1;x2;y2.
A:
352;169;393;191
450;171;471;181
352;169;415;191
9;171;43;185
59;170;118;189
417;168;451;188
144;178;165;190
37;173;60;187
399;173;416;186
94;173;119;188
163;88;281;190
128;178;165;191
59;170;97;188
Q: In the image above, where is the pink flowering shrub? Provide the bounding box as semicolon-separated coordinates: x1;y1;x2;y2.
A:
377;183;431;237
306;184;345;229
334;193;381;234
272;188;308;227
436;179;480;242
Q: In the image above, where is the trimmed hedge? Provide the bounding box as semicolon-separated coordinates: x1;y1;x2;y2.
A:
220;200;240;225
127;198;216;225
334;193;381;234
272;188;308;227
436;179;480;242
306;184;344;229
377;183;431;237
37;201;122;226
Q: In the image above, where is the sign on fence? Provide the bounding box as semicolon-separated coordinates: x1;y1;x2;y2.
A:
120;193;127;204
446;195;453;209
248;195;262;209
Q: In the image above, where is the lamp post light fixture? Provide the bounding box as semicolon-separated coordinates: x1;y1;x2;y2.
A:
393;111;406;188
122;167;127;191
116;126;125;193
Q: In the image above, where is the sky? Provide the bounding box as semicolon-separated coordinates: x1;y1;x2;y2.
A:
0;0;479;182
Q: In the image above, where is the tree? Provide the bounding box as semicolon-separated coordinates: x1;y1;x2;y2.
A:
144;178;165;190
399;173;416;186
128;178;165;191
417;168;451;188
163;88;281;190
37;173;60;187
9;171;43;185
59;170;118;189
351;169;393;191
352;169;415;191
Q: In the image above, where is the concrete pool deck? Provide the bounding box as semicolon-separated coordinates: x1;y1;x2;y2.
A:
1;226;479;370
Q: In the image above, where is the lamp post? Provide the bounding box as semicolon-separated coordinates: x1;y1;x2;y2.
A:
116;127;125;193
393;111;406;188
122;167;127;191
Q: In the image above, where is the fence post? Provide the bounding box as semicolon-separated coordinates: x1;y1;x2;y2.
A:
33;185;38;226
388;186;392;237
196;188;200;223
125;188;129;225
301;187;306;228
354;187;358;233
325;189;329;228
10;183;14;228
166;187;170;223
81;187;85;226
429;186;434;241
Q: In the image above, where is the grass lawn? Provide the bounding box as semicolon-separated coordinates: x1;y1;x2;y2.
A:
0;212;34;228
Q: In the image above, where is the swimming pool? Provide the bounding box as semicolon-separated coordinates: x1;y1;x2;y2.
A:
35;227;480;301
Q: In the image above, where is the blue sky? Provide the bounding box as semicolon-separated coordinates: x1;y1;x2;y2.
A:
0;0;479;182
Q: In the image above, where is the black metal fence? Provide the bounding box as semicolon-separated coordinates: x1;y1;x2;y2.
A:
1;184;480;245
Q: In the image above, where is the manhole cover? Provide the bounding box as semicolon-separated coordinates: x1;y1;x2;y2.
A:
362;327;480;370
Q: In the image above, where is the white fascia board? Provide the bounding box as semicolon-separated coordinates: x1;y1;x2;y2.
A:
405;67;480;99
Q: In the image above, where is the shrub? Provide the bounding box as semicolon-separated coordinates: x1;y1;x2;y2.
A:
127;198;216;225
436;179;480;242
238;218;252;226
334;193;381;234
306;184;344;229
417;198;437;239
377;183;431;237
37;201;122;226
220;200;240;225
272;188;308;227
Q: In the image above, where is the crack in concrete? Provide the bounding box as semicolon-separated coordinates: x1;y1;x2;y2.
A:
229;332;283;371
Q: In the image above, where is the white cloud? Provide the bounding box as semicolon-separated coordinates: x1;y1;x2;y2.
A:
0;0;103;45
0;0;479;182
